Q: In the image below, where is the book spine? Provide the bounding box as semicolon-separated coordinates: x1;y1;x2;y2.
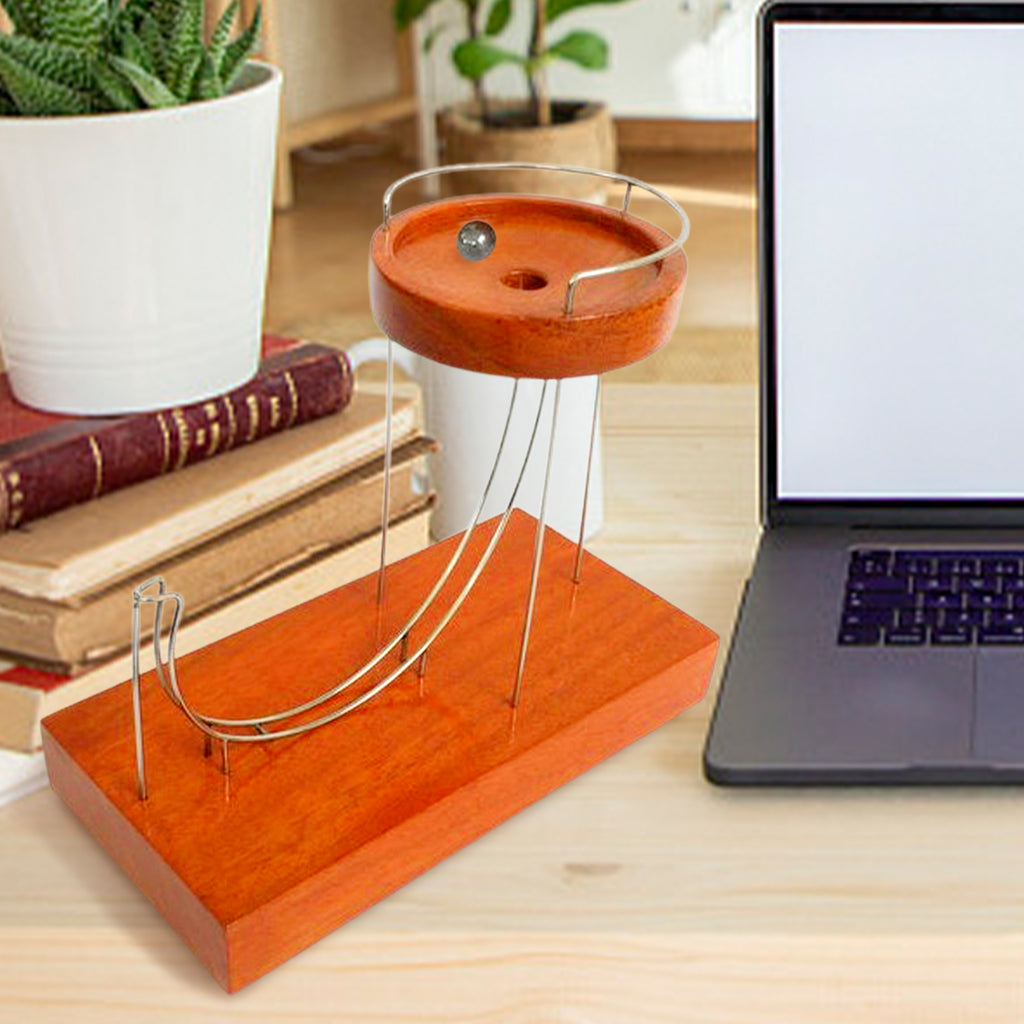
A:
0;345;353;531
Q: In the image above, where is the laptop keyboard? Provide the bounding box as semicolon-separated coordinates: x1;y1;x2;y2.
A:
840;549;1024;646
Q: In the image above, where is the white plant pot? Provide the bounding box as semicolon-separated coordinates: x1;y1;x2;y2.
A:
0;62;281;415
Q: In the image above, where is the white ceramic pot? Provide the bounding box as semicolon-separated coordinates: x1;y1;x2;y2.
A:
347;338;604;543
0;62;281;414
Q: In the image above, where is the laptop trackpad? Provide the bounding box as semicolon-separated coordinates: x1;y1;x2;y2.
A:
975;650;1024;763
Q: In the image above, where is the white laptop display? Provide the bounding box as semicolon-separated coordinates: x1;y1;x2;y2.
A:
704;1;1024;783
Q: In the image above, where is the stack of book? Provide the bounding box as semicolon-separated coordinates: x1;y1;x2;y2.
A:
0;337;434;805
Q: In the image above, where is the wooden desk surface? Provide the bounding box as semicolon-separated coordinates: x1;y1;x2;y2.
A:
2;383;1022;1022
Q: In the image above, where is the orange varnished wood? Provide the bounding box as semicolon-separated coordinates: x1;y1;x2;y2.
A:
42;511;716;992
369;195;687;378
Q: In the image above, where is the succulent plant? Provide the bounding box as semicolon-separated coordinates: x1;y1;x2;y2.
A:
0;0;262;116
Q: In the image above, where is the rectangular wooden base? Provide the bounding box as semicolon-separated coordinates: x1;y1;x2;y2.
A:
42;511;717;992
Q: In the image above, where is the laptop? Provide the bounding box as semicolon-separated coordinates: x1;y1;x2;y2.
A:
703;0;1024;783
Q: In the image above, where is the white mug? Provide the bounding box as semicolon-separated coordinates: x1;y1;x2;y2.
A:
347;338;604;542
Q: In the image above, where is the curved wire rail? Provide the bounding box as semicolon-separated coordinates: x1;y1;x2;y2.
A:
381;162;690;315
129;379;554;797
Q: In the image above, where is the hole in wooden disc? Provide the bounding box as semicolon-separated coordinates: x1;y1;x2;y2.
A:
501;270;548;291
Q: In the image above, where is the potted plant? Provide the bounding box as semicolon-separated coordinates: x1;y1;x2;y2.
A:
395;0;635;200
0;0;277;415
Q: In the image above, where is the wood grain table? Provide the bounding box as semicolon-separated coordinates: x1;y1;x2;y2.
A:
2;383;1022;1022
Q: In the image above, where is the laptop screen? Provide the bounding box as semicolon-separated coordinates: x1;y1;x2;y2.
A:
770;10;1024;502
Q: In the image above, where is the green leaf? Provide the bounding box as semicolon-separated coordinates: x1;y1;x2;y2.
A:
0;34;94;93
484;0;511;36
172;43;202;98
452;38;520;80
150;0;184;39
208;0;240;66
0;0;45;38
38;0;109;52
394;0;442;32
545;0;634;24
115;22;156;75
218;2;261;90
0;73;17;114
91;54;142;111
165;0;203;97
190;50;223;101
0;43;93;114
547;29;608;69
137;13;168;78
110;53;179;106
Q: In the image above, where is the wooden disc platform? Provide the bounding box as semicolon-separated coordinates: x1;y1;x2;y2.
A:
370;195;688;378
42;510;717;992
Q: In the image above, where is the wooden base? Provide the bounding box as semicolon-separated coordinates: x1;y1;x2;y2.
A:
42;511;717;992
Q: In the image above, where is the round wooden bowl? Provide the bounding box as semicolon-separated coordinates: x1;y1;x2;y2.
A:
369;195;687;379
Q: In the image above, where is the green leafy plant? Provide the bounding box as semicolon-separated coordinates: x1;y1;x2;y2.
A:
394;0;635;128
0;0;262;117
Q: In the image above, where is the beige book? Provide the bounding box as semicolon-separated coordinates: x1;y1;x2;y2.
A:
0;387;420;602
0;506;432;752
0;438;433;670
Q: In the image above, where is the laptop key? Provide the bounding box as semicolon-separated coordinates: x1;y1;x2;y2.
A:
894;555;936;575
914;576;956;594
850;549;892;572
932;626;973;645
884;626;926;645
847;591;915;610
980;555;1023;575
843;608;893;627
896;607;938;628
978;625;1024;645
988;611;1023;630
838;625;882;645
943;608;985;629
959;576;999;595
940;556;979;576
848;575;908;593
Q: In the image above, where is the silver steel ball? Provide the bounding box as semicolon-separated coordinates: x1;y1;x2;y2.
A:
456;220;496;262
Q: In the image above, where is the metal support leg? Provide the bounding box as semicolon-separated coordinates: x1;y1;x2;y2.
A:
377;336;395;604
573;375;601;584
130;594;147;800
512;380;562;707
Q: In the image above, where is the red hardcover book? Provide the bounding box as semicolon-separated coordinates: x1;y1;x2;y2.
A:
0;335;353;531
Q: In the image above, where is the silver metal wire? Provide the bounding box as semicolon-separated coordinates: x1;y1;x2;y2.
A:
130;575;186;799
377;335;394;604
573;376;602;584
127;381;551;777
130;581;151;799
202;382;549;744
512;380;561;707
196;377;524;732
380;162;689;315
